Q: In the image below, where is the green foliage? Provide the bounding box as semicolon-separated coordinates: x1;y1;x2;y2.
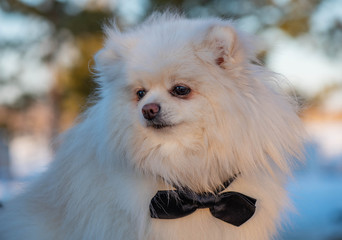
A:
55;35;102;129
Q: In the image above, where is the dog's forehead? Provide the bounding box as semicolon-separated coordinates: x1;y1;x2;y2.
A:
126;56;205;88
126;46;201;85
132;40;194;67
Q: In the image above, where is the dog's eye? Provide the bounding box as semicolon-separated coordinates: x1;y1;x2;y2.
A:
136;89;146;100
171;85;191;97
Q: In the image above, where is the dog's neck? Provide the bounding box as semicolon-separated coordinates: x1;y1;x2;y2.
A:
177;174;238;194
157;173;239;195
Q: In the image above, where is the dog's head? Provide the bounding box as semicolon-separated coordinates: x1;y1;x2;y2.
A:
94;13;304;192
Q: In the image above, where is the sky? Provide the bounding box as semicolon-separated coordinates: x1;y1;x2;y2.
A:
0;0;342;105
267;32;342;96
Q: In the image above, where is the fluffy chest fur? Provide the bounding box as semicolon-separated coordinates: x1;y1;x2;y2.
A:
0;155;287;240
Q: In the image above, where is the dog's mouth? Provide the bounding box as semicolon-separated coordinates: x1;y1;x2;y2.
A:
146;119;174;129
151;123;173;129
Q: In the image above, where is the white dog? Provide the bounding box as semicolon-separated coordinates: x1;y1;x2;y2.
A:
0;13;304;240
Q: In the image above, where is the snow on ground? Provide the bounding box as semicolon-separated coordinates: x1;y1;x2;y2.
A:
0;121;342;239
281;172;342;240
0;135;53;201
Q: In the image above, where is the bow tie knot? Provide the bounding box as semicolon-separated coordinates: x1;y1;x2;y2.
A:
184;192;217;209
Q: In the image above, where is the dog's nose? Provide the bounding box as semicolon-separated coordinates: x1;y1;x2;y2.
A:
142;103;160;120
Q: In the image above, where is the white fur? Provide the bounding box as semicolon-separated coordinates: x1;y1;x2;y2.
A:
0;13;304;240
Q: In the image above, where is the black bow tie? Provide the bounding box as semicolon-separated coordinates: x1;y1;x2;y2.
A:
149;179;256;227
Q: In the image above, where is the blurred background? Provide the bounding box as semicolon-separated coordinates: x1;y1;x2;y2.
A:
0;0;341;239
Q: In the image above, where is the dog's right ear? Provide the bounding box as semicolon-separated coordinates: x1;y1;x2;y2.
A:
94;23;136;81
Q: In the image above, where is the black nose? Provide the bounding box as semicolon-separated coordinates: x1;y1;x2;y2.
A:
142;103;160;120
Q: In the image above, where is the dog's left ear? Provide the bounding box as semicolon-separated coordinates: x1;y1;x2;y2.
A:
196;25;249;69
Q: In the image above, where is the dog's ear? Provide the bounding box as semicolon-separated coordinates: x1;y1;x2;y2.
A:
196;25;249;69
94;23;136;81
